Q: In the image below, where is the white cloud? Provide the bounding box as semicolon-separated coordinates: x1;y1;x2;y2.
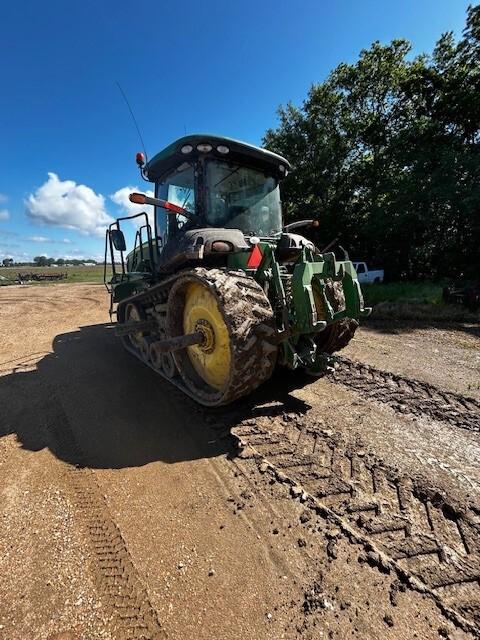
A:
110;186;155;228
25;248;101;262
26;173;114;237
27;236;78;249
48;249;105;263
0;194;8;204
0;245;30;262
0;209;10;221
28;235;52;243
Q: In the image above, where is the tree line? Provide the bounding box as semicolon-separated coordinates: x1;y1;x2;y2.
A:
33;256;97;267
264;5;480;281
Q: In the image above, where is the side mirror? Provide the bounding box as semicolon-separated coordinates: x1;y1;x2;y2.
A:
110;229;126;252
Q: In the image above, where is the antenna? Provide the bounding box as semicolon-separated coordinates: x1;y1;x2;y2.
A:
116;81;148;161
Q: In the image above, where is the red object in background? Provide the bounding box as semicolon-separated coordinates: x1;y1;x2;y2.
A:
247;244;263;269
136;152;145;167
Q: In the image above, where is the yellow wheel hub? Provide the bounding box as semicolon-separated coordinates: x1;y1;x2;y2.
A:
183;282;231;390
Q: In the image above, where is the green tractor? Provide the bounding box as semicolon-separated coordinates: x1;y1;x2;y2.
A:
104;134;370;406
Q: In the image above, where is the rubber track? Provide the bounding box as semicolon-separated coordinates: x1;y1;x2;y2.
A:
119;268;277;406
229;412;480;634
46;396;166;640
331;356;480;432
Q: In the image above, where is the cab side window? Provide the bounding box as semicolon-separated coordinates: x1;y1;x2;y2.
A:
157;162;195;237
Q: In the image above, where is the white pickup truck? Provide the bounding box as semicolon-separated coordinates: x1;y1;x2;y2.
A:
353;262;384;284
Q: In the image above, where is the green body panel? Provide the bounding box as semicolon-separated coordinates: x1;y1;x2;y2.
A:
291;251;369;330
111;272;151;303
125;241;158;273
227;241;369;370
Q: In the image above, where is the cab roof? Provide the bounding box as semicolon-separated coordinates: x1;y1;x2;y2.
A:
145;134;291;181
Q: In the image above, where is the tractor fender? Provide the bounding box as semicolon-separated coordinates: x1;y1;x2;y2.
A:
159;228;249;270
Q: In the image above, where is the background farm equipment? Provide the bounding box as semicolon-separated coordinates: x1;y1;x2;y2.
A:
443;281;480;312
17;272;68;283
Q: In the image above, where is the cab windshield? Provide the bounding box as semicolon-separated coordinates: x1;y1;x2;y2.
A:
205;160;282;236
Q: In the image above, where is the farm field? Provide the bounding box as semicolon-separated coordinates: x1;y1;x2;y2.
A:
0;283;479;639
0;264;112;284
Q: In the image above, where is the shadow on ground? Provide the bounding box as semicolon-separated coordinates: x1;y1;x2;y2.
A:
0;323;312;470
363;316;480;338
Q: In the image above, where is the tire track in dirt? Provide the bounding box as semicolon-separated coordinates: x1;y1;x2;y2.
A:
45;395;166;640
221;411;480;635
331;356;480;432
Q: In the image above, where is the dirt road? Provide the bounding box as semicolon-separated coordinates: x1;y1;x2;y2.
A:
0;284;479;639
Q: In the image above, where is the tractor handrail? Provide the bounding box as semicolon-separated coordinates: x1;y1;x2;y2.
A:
104;211;154;293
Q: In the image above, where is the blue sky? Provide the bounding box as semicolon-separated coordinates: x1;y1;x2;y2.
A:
0;0;471;262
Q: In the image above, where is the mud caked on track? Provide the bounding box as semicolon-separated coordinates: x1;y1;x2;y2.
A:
0;283;479;639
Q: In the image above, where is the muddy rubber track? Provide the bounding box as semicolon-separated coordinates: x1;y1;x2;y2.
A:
229;412;480;633
332;356;480;432
46;395;166;640
119;268;277;406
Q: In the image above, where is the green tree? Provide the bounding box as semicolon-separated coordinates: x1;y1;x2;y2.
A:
33;255;49;267
264;5;480;280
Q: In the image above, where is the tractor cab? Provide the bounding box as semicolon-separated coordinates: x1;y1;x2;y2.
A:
150;137;289;238
145;134;291;269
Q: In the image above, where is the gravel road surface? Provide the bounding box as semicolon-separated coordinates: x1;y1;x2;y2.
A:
0;284;478;639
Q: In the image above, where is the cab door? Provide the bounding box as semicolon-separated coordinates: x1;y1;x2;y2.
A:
155;161;196;268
